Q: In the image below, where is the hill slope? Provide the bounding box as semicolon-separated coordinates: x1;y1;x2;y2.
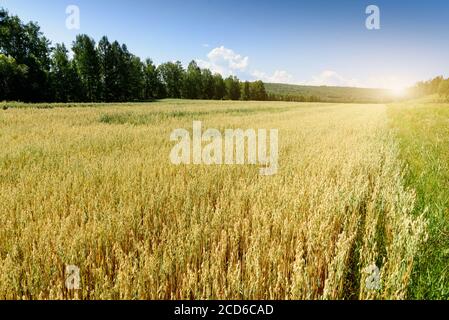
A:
265;83;395;103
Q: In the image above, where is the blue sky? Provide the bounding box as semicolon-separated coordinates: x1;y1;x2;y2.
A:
2;0;449;89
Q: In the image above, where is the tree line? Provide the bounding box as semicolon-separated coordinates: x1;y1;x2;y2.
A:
266;93;321;103
412;76;449;101
0;8;269;103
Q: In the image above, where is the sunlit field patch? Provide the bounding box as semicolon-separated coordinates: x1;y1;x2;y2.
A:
0;100;426;299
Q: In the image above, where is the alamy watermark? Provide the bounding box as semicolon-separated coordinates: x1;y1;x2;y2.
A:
65;265;81;290
366;5;380;30
66;5;80;30
364;264;381;291
64;4;379;32
170;121;279;176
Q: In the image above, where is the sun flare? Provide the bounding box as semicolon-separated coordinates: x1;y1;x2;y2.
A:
390;86;408;97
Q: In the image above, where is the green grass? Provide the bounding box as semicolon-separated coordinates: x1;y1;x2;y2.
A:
388;98;449;299
97;104;313;126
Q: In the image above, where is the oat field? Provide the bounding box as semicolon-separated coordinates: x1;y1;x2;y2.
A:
0;100;427;299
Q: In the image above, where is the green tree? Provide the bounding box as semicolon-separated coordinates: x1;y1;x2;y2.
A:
250;80;268;101
213;73;226;100
430;76;444;94
225;76;241;100
182;60;202;99
143;59;164;100
97;39;144;102
158;61;184;98
413;76;445;96
201;68;215;100
438;79;449;100
50;43;81;102
127;54;144;101
67;59;84;102
0;54;27;100
72;35;101;101
241;81;251;101
0;8;51;101
115;43;130;101
97;36;116;102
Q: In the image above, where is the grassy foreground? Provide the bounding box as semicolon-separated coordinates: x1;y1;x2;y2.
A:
388;99;449;299
0;100;427;299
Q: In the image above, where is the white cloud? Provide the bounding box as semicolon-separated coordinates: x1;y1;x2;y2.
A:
196;46;249;77
252;70;294;84
207;46;249;71
196;59;230;76
196;46;294;84
202;43;210;48
306;70;360;87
